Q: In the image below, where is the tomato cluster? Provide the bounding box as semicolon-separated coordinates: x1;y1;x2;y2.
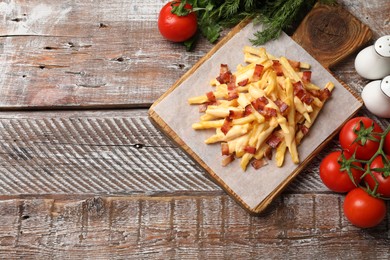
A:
319;116;389;228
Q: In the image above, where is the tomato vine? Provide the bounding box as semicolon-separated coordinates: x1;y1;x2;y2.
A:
342;123;390;199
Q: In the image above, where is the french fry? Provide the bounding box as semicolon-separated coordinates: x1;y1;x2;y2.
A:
275;140;287;167
205;106;244;118
188;95;209;105
280;56;301;83
283;77;299;164
205;124;251;144
243;46;268;57
294;96;311;123
192;120;224;129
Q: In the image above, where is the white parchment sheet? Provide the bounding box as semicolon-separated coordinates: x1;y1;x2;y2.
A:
153;22;362;210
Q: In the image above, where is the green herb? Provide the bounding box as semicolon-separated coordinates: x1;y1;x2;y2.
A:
172;0;337;50
171;1;192;16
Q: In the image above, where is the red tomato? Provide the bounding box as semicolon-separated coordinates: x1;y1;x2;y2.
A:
339;117;383;160
343;188;386;228
384;131;390;155
319;151;363;193
364;155;390;198
158;1;197;42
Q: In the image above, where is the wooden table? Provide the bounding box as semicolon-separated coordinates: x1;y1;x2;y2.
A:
0;1;389;258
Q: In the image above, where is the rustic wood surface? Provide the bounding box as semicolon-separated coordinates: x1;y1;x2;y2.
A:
0;0;389;259
0;0;216;109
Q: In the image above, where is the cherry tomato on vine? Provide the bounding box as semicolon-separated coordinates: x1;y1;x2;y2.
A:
158;1;197;42
339;117;383;160
364;154;390;198
319;151;364;193
343;188;386;228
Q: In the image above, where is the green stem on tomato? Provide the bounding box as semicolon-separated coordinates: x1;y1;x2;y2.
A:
349;125;390;199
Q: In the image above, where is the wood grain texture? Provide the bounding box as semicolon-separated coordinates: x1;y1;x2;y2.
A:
292;3;372;69
0;195;388;259
0;110;221;195
0;0;214;109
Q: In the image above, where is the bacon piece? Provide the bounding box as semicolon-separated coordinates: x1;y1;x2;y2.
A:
229;110;244;119
217;72;233;84
308;89;321;98
308;88;331;101
252;97;277;118
221;142;230;156
216;64;234;84
206;91;216;102
299;124;310;136
229;74;236;85
227;82;236;91
293;81;305;96
252;64;264;81
251;97;268;111
288;59;300;71
301;95;314;105
222;154;235;166
221;117;233;135
244;146;256;154
251;158;268;170
302;71;312;83
220;64;229;74
319;88;332;101
228;91;239;100
238;78;249;86
274;98;289;114
260;107;277;118
244;105;253;116
264;146;273;160
272;60;284;76
266;134;282;148
227;82;239;100
293;81;314;105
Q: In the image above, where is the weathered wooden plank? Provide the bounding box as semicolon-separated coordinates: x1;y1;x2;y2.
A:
0;0;214;109
0;109;219;195
0;109;334;196
0;195;387;259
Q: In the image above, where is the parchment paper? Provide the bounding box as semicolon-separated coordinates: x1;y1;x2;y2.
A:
152;22;362;211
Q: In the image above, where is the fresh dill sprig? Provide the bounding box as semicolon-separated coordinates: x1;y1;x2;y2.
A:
251;0;307;45
172;0;337;50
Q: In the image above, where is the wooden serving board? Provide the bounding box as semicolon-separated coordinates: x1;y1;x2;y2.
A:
149;3;371;214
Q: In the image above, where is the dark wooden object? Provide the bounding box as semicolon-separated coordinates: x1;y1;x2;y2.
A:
292;3;372;69
0;0;389;258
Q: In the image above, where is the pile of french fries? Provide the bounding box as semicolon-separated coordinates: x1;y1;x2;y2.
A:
188;46;334;171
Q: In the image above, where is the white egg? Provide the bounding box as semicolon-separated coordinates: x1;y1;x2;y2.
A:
361;76;390;118
355;45;390;80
